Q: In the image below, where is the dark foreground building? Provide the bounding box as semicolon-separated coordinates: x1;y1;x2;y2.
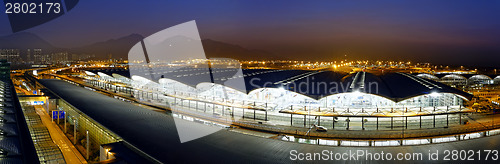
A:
0;60;39;163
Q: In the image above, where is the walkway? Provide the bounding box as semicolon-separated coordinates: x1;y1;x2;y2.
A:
34;105;87;164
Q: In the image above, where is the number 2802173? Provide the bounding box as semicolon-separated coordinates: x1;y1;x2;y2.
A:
5;3;61;14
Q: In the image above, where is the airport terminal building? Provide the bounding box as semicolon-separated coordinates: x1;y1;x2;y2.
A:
30;63;500;162
82;66;474;132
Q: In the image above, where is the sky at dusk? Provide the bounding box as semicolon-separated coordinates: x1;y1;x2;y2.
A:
0;0;499;66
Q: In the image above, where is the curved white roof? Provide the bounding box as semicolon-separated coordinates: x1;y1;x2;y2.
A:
155;76;473;102
122;68;473;102
416;73;439;80
469;74;492;80
112;73;130;80
84;71;96;76
97;72;112;78
441;74;466;80
132;75;155;83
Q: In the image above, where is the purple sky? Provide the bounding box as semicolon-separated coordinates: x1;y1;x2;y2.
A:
1;0;499;66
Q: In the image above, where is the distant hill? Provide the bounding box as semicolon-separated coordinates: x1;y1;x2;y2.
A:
74;35;280;60
71;33;145;60
202;39;282;60
0;32;281;61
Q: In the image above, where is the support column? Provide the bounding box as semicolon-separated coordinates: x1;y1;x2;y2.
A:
405;117;408;129
64;113;67;133
332;117;335;129
304;115;306;127
433;115;436;128
391;117;394;130
57;110;60;124
346;117;350;130
253;110;256;120
419;116;422;129
459;113;462;125
446;114;449;127
376;117;379;130
361;117;364;130
290;114;293;126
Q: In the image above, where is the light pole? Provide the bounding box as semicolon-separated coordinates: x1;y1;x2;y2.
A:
402;107;405;145
57;110;60;125
73;119;76;144
86;130;89;160
64;112;67;133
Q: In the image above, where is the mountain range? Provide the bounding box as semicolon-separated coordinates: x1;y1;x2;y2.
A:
0;32;281;61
